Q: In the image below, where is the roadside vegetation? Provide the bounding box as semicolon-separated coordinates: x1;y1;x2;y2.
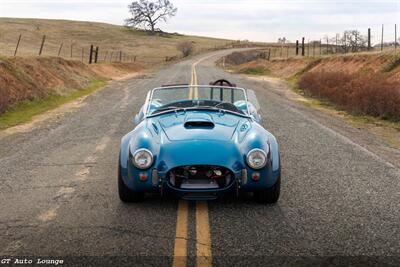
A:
222;51;400;123
0;79;106;129
0;56;146;129
177;41;194;57
298;71;400;121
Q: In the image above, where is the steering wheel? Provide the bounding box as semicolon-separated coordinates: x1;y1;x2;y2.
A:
211;79;234;87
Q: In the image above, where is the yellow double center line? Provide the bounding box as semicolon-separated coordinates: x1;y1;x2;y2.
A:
189;62;199;99
173;201;212;267
172;59;212;267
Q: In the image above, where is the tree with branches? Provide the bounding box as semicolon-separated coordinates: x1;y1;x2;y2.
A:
339;30;368;52
125;0;177;34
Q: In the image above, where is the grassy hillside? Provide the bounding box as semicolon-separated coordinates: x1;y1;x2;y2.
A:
0;18;233;63
0;55;145;124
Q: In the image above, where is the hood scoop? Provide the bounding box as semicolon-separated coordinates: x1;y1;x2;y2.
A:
184;120;214;129
184;113;215;129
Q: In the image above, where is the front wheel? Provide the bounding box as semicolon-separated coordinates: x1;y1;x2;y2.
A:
118;166;144;203
254;175;280;204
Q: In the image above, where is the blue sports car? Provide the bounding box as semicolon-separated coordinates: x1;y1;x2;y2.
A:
118;80;281;203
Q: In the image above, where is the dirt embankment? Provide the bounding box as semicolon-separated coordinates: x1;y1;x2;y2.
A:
0;56;143;114
223;52;400;121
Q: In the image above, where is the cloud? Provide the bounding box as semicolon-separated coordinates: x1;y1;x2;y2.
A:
0;0;399;42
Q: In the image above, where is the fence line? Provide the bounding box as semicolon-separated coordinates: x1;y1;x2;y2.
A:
2;33;253;64
2;25;398;63
259;24;399;61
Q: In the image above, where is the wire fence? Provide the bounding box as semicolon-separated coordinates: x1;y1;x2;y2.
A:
3;25;396;63
0;31;258;64
256;24;399;60
3;34;181;64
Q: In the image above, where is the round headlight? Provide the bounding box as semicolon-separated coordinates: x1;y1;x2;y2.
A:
132;149;153;169
246;148;267;169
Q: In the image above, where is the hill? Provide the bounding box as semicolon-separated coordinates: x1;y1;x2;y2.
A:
0;18;234;63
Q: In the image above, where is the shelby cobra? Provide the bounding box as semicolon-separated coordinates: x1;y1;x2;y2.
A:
118;80;281;203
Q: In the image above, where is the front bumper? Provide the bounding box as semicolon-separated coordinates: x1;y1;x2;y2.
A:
122;162;279;200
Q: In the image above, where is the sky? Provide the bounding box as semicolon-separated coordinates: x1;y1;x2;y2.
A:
0;0;399;43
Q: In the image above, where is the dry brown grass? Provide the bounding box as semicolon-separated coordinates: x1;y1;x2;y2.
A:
223;50;400;121
0;56;144;113
0;18;233;63
298;71;400;121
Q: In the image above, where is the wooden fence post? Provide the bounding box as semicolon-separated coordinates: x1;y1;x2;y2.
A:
14;34;22;56
267;48;271;60
57;42;63;57
326;37;329;54
110;51;114;62
381;24;384;51
313;41;315;57
38;35;46;55
94;46;99;63
395;24;397;53
70;42;73;58
301;37;305;56
295;40;299;55
319;39;322;55
119;51;122;62
89;45;93;64
368;28;371;51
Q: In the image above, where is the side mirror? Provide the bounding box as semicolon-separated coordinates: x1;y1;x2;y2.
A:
134;105;146;126
133;114;140;126
251;111;263;124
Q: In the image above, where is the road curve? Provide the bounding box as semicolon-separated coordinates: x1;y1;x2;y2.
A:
0;50;400;266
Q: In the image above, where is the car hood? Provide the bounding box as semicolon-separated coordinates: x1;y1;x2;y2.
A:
154;110;249;142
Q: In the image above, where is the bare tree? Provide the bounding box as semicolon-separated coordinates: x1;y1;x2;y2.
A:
177;41;194;57
277;37;287;43
339;30;368;52
125;0;177;34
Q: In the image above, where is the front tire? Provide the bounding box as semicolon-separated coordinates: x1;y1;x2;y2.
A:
254;175;280;204
118;166;144;203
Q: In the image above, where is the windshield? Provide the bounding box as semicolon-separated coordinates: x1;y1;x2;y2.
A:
147;86;249;116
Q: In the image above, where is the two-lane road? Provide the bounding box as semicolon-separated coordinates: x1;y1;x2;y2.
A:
1;50;399;266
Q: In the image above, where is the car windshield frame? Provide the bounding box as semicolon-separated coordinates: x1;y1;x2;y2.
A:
145;85;251;118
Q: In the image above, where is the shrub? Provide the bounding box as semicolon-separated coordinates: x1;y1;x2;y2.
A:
177;41;194;57
298;71;400;121
383;56;400;72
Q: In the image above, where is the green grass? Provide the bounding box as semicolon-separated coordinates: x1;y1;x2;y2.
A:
0;79;107;129
239;66;270;75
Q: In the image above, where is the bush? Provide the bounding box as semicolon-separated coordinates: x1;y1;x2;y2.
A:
177;41;194;57
298;71;400;121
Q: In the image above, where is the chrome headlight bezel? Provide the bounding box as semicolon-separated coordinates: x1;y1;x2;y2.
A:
132;148;153;169
246;148;267;169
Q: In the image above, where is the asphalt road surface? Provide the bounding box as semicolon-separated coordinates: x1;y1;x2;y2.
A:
1;50;400;267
